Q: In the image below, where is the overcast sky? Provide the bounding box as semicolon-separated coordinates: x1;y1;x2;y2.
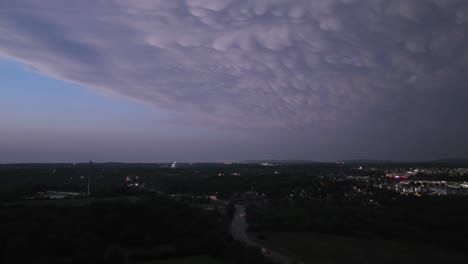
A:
1;0;468;162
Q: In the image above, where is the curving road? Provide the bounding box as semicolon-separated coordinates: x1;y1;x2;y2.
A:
230;204;295;264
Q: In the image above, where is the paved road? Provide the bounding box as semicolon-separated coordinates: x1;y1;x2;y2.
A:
230;204;295;264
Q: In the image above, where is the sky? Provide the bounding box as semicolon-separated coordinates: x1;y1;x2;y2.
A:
1;0;468;162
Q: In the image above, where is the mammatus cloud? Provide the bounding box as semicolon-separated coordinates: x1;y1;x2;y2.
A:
1;0;468;128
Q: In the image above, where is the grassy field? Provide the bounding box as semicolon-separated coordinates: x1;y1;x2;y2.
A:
133;255;224;264
254;232;468;264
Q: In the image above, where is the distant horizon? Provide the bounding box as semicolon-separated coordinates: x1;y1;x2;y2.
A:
2;157;468;165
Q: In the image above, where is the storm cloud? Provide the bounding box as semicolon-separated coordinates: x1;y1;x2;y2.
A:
1;0;468;159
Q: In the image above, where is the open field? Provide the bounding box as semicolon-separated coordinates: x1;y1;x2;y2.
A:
133;255;224;264
255;232;468;264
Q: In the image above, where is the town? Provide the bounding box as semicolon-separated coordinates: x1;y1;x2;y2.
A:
1;161;468;263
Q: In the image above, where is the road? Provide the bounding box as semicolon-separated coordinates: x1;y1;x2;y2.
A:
230;204;295;264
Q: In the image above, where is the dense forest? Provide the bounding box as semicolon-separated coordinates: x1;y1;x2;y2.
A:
0;195;273;264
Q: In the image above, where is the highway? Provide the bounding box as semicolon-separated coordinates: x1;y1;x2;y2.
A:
230;204;295;264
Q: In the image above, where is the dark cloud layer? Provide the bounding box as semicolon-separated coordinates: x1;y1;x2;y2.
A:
1;0;468;160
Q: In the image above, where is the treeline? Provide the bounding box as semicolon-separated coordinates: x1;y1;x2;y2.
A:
0;194;274;264
246;195;468;253
0;163;331;201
